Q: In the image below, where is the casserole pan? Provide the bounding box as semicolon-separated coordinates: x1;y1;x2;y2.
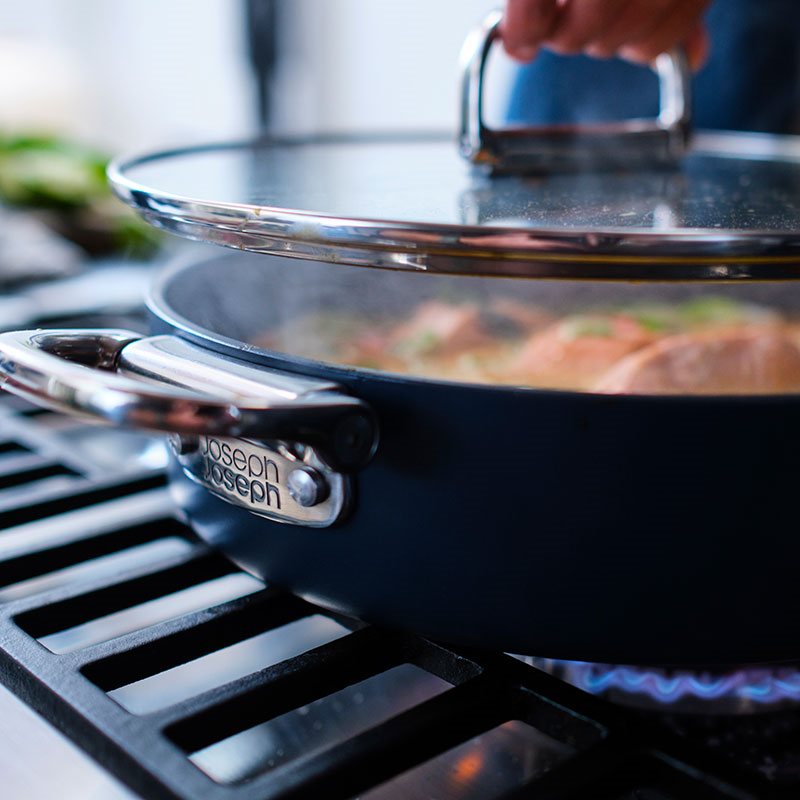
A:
2;15;800;665
4;250;800;666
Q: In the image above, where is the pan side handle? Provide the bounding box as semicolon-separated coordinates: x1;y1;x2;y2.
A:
0;329;378;474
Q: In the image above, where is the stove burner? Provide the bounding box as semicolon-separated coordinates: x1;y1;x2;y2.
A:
524;658;800;714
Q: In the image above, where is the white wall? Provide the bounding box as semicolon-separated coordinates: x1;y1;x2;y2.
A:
274;0;513;134
0;0;254;151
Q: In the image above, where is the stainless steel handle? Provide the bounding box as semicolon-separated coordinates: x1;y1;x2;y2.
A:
0;329;378;472
459;9;691;173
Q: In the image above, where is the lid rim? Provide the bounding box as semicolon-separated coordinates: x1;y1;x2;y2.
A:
108;132;800;281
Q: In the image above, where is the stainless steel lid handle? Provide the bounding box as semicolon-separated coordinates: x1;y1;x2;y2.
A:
0;329;378;472
459;9;692;173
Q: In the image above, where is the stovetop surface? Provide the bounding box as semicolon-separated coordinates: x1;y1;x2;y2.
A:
0;271;799;799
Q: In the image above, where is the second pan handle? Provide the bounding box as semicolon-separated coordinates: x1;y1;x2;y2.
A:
459;10;691;173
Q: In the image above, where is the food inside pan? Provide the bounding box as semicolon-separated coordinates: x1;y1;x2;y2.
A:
256;296;800;395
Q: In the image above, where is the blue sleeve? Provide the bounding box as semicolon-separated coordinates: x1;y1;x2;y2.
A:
505;0;800;133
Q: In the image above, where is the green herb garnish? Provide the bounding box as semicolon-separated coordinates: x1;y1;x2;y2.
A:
561;316;614;339
679;297;746;325
394;329;441;356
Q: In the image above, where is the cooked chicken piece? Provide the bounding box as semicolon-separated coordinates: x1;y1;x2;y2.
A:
594;328;800;395
340;329;406;372
487;297;554;334
388;301;493;357
510;315;656;390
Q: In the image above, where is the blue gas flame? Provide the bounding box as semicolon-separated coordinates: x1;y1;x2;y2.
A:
523;658;800;706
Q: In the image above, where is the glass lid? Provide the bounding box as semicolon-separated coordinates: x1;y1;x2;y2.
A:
107;11;800;281
109;132;800;280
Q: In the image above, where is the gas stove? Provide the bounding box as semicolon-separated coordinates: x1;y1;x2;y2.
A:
0;284;798;799
2;396;799;799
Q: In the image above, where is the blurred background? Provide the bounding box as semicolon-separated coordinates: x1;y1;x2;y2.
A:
0;0;512;278
0;0;510;150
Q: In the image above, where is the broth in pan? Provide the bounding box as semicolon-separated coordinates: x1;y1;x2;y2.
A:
256;296;800;394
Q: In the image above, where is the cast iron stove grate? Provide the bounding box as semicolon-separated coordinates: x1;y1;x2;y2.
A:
0;395;795;800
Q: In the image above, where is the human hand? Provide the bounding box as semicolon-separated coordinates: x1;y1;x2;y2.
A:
501;0;711;69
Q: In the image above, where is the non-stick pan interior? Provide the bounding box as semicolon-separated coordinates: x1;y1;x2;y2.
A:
160;250;800;333
156;249;800;394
